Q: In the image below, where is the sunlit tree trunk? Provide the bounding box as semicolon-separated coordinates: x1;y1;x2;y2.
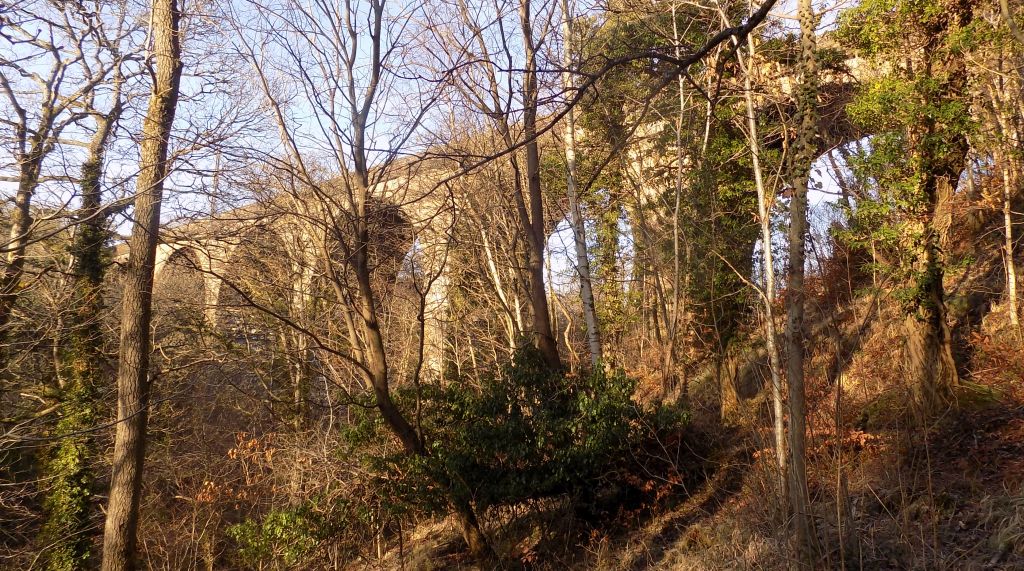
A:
1000;0;1024;45
560;0;602;367
101;0;182;566
991;74;1021;338
0;145;45;346
521;0;561;369
237;0;498;556
902;2;972;420
785;0;818;563
1000;161;1020;337
665;2;688;395
739;31;787;496
903;212;959;417
447;0;560;369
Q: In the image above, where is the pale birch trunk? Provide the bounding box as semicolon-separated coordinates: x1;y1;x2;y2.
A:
739;32;787;495
560;0;602;367
1001;163;1020;337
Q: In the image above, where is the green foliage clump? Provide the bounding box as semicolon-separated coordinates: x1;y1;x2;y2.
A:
419;349;650;509
40;381;96;571
227;507;325;569
835;0;976;310
355;348;688;512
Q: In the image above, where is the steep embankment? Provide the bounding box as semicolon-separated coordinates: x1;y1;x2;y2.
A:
370;215;1024;570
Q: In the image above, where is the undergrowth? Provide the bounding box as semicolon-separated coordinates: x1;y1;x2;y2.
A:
227;348;691;568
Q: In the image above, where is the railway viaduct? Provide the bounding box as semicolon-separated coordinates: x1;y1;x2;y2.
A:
140;50;874;382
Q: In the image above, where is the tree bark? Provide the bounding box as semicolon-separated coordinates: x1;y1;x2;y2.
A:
240;0;499;558
992;82;1021;338
740;32;787;496
663;1;690;396
43;84;121;571
351;187;496;563
1000;0;1024;45
520;0;561;369
785;0;818;564
560;0;602;367
903;179;960;418
1000;162;1019;338
353;218;423;454
0;137;48;350
449;0;559;369
903;1;972;420
100;0;182;567
344;5;495;548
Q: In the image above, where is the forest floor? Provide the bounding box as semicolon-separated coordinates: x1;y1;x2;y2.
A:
371;297;1024;570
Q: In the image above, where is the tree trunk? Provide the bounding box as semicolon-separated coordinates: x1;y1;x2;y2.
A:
520;0;560;369
664;1;689;396
353;218;423;454
785;0;818;564
1000;0;1024;45
100;0;182;566
1001;162;1020;337
740;32;787;495
903;1;972;421
448;491;498;564
0;147;46;350
42;90;121;571
993;89;1021;338
560;0;602;367
904;261;958;417
904;180;959;417
351;211;496;561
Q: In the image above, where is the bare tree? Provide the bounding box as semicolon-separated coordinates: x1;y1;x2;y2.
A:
427;0;562;368
0;4;140;565
0;2;124;360
43;66;128;571
560;0;601;366
984;40;1022;339
518;0;561;368
734;16;787;498
229;0;496;558
100;0;183;565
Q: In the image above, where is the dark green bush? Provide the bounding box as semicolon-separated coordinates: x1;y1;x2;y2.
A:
229;348;689;567
352;347;689;513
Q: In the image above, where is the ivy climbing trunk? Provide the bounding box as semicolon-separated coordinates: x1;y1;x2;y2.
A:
903;174;960;417
100;0;182;567
42;80;121;570
785;0;818;564
903;0;972;420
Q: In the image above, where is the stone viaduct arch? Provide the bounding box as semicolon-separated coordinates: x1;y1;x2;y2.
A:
144;161;458;381
141;52;876;385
